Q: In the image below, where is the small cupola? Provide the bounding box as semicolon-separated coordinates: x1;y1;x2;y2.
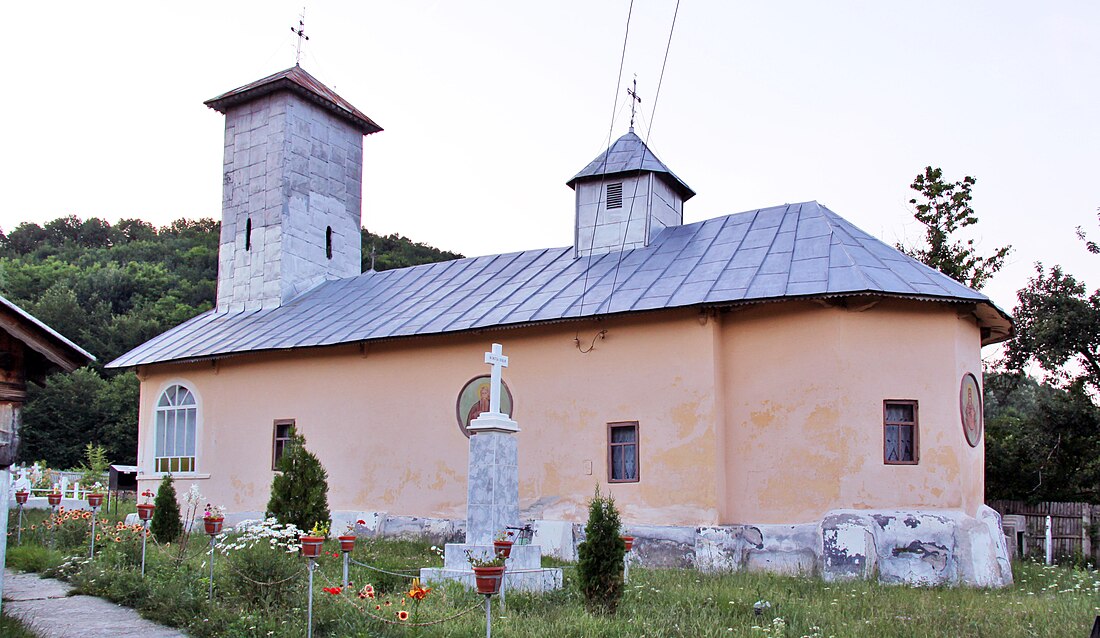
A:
566;131;694;258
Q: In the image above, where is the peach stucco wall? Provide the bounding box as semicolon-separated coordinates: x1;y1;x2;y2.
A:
135;299;985;528
136;309;724;527
719;299;985;524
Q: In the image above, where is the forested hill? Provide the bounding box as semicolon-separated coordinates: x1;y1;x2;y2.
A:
0;215;462;468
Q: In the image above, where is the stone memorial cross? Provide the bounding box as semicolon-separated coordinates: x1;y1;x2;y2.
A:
484;343;508;416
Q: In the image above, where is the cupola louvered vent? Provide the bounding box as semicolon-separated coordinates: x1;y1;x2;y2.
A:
606;182;623;209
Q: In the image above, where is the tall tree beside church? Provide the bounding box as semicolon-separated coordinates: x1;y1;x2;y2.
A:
898;166;1012;290
266;433;331;533
1005;210;1100;395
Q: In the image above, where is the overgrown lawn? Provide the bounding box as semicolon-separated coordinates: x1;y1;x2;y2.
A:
6;509;1099;637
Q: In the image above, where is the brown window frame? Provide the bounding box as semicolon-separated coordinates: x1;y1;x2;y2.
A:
883;400;919;465
272;419;295;470
607;421;640;483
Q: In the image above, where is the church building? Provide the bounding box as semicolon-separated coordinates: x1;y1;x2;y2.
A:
109;66;1014;586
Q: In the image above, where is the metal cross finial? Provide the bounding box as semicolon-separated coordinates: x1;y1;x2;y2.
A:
626;76;642;132
369;244;377;271
291;8;309;66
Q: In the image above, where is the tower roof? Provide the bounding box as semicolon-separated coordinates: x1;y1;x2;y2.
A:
204;65;382;135
567;131;695;200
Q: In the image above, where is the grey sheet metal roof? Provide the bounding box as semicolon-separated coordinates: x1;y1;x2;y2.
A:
107;201;1010;368
567;131;695;200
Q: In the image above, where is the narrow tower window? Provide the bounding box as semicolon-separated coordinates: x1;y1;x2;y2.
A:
606;182;623;209
245;218;252;251
326;226;333;259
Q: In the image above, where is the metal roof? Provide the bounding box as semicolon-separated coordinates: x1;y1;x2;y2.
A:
567;131;696;200
0;293;95;368
107;201;1010;369
204;65;383;135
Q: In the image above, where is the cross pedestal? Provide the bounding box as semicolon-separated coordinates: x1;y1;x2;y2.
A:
420;344;560;593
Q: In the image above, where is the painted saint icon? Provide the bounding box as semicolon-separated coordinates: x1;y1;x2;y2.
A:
456;375;513;438
960;373;983;447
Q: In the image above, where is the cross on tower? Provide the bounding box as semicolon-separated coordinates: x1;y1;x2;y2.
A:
291;8;309;66
626;76;642;132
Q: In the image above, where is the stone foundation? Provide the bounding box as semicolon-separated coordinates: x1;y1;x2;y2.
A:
316;506;1013;588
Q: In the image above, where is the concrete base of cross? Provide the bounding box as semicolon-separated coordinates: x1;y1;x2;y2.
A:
420;543;562;593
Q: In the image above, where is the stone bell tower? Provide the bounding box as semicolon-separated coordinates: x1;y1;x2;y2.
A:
566;130;695;258
205;66;383;312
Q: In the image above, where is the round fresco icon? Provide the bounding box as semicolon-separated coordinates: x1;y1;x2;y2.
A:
960;373;982;447
456;374;514;438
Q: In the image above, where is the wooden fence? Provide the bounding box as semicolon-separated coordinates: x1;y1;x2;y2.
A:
988;499;1099;563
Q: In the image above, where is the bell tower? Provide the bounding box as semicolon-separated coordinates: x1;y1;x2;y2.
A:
205;66;382;312
566;131;694;258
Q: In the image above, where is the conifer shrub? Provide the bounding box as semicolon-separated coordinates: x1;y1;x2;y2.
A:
150;473;182;543
266;432;331;533
576;485;626;615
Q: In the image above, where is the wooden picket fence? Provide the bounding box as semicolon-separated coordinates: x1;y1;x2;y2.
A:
987;499;1099;563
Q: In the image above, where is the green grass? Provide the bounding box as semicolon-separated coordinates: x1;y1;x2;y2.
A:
7;510;1100;637
0;612;40;638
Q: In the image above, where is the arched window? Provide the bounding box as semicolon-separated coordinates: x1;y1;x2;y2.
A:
155;384;198;473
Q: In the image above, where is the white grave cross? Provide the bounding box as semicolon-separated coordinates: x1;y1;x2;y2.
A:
484;343;508;415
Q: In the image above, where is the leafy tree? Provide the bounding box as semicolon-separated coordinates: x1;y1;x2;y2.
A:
150;473;183;543
266;433;331;533
75;443;110;488
1005;210;1100;395
898;166;1011;290
576;486;626;615
984;371;1100;502
1005;264;1100;394
361;230;463;272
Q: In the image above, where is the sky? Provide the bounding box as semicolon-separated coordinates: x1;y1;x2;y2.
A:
4;1;1098;320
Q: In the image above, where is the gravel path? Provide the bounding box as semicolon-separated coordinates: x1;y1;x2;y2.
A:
3;569;187;638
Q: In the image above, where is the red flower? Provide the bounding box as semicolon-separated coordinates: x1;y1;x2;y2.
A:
322;587;342;595
396;610;409;621
356;519;366;525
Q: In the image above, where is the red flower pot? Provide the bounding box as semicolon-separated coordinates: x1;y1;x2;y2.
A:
493;540;513;559
137;503;156;521
14;491;29;505
47;493;62;506
203;516;224;535
87;493;104;508
472;566;506;595
338;535;356;553
621;536;635;552
300;535;324;558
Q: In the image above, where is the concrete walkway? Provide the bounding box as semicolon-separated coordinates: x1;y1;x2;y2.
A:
3;569;187;637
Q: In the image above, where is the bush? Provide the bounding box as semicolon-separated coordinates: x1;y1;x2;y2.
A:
576;485;626;615
5;544;64;572
266;433;331;533
217;518;304;609
150;473;182;543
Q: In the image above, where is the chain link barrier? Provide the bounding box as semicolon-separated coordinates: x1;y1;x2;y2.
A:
316;569;483;627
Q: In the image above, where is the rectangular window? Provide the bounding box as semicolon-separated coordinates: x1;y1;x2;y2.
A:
883;400;918;464
608;421;639;482
272;419;295;470
606;182;624;209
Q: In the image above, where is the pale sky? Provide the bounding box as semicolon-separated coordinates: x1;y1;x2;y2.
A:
4;1;1098;318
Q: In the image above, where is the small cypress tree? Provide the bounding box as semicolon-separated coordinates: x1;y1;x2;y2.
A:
149;473;182;543
576;485;626;615
266;432;331;533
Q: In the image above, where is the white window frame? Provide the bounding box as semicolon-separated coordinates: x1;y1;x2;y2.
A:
149;380;203;476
